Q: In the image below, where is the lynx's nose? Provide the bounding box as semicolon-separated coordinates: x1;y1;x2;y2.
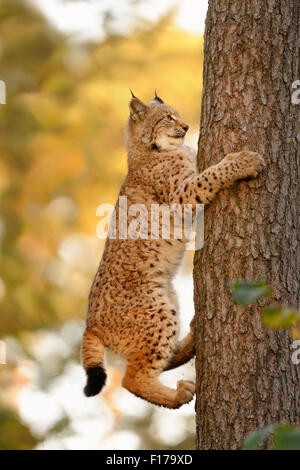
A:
182;124;189;132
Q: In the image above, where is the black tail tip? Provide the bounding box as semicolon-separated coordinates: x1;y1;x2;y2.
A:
84;366;107;397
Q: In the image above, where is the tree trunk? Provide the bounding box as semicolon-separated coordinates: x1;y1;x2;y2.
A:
194;0;300;450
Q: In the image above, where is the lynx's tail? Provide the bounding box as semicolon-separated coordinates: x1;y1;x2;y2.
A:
82;328;107;397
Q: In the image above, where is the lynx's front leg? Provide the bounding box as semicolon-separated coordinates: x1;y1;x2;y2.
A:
172;151;264;205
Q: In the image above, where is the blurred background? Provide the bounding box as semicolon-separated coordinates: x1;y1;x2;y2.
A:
0;0;207;450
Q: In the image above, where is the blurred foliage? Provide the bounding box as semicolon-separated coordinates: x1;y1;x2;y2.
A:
262;306;300;330
230;279;300;334
273;426;300;450
243;424;300;450
0;0;203;450
243;424;276;450
0;405;39;450
230;281;300;450
229;280;272;306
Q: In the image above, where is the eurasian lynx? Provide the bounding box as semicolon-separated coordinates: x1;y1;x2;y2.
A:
82;92;264;408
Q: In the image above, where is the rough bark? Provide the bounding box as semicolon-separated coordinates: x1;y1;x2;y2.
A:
194;0;300;450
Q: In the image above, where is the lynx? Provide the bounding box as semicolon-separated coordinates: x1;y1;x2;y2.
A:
82;92;264;408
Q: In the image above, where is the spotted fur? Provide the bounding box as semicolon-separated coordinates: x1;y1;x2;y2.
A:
82;94;264;408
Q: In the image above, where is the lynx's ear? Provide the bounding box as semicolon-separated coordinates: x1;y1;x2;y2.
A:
154;89;164;104
129;93;148;121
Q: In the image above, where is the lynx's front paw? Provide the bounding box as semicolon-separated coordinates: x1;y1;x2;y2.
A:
225;151;264;180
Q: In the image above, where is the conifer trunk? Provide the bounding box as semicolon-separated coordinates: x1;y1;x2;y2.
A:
194;0;300;450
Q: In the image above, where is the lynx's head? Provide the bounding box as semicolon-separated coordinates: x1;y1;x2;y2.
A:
125;91;189;152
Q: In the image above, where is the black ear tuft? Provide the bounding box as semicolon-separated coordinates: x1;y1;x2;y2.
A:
154;89;164;104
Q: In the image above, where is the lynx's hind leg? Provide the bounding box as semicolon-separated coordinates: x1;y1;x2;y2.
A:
164;332;195;371
122;308;195;408
162;285;195;371
164;316;195;371
123;362;195;409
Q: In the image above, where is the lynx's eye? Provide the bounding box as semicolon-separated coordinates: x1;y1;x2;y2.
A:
166;114;173;121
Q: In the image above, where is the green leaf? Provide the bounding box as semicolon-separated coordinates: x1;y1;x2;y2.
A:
230;280;272;306
274;426;300;450
48;415;70;435
262;307;300;329
243;424;276;450
0;406;39;450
